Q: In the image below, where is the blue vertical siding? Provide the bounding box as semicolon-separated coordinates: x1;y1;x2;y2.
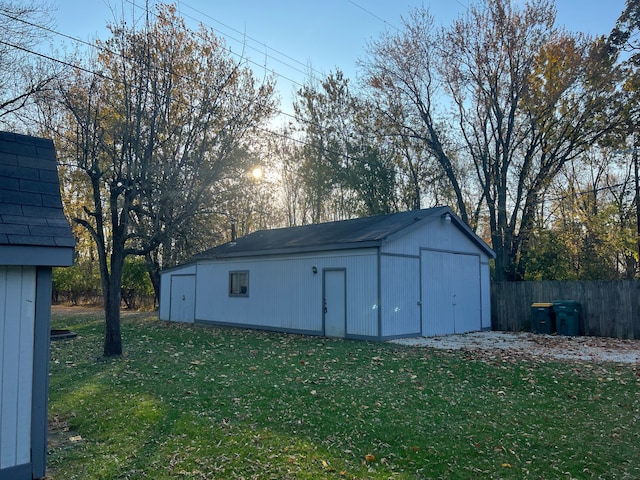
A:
193;249;379;338
0;266;36;472
159;264;197;321
380;255;421;338
383;220;492;336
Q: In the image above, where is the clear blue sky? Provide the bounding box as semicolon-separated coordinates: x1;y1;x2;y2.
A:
51;0;626;111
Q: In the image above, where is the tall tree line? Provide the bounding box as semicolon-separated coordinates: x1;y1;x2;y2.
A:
2;0;639;355
288;0;634;282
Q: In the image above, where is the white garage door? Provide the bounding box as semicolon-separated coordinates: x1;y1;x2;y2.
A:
169;274;196;323
421;251;481;336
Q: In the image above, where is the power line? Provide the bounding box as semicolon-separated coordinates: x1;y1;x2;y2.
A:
346;0;400;31
544;182;629;203
175;0;327;83
0;8;316;128
123;0;310;92
2;1;314;99
1;1;383;140
0;34;361;167
0;38;110;81
0;4;388;166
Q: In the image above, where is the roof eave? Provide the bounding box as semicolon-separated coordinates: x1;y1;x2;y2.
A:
196;240;382;261
0;245;75;266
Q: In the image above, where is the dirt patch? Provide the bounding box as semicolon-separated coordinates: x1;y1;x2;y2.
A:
391;331;640;364
48;414;74;450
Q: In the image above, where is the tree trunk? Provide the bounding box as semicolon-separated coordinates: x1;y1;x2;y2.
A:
103;287;122;357
145;251;161;301
492;231;520;282
103;246;125;357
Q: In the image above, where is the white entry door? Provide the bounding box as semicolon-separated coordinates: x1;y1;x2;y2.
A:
421;251;481;336
169;274;196;323
323;269;346;337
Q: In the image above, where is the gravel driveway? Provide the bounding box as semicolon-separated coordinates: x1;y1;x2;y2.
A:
391;331;640;364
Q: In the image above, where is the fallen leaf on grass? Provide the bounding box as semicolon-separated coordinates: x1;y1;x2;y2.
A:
320;459;335;472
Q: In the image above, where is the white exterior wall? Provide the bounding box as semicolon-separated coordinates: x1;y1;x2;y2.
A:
160;214;493;339
0;266;36;472
193;249;380;338
159;264;197;321
383;217;483;256
382;219;492;333
480;258;492;330
379;254;421;337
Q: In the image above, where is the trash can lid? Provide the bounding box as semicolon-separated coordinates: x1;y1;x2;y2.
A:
552;300;581;307
531;302;553;307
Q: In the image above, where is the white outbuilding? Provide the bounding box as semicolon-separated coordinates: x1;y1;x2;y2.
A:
159;206;495;340
0;132;75;480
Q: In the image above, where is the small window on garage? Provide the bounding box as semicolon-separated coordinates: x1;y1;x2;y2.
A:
229;271;249;296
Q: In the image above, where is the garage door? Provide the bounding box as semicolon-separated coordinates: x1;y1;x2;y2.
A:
169;274;196;323
421;251;481;336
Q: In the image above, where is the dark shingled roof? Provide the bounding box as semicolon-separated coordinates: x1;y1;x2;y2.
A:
195;206;494;260
0;131;75;249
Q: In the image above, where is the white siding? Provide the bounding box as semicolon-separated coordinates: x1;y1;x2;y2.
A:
168;275;196;323
0;265;36;470
194;249;380;338
383;218;483;257
421;251;482;336
480;260;492;330
160;214;494;340
383;218;492;337
380;255;420;338
159;264;197;321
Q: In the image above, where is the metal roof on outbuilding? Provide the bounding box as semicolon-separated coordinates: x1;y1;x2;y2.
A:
0;131;75;266
195;206;494;260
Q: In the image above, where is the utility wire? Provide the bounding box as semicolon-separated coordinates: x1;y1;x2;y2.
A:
122;0;325;91
346;0;400;31
0;2;395;164
175;0;327;83
0;8;334;132
1;2;311;98
0;37;361;166
544;182;629;203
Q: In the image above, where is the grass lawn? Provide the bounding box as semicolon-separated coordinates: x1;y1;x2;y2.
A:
47;308;640;479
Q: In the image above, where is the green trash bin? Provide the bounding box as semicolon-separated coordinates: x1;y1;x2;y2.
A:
553;301;581;336
531;303;554;334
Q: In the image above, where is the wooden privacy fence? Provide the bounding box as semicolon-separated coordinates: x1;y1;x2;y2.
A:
491;280;640;339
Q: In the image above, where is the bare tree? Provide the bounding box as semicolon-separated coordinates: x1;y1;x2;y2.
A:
362;7;473;223
363;0;623;281
46;5;276;356
0;1;60;126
